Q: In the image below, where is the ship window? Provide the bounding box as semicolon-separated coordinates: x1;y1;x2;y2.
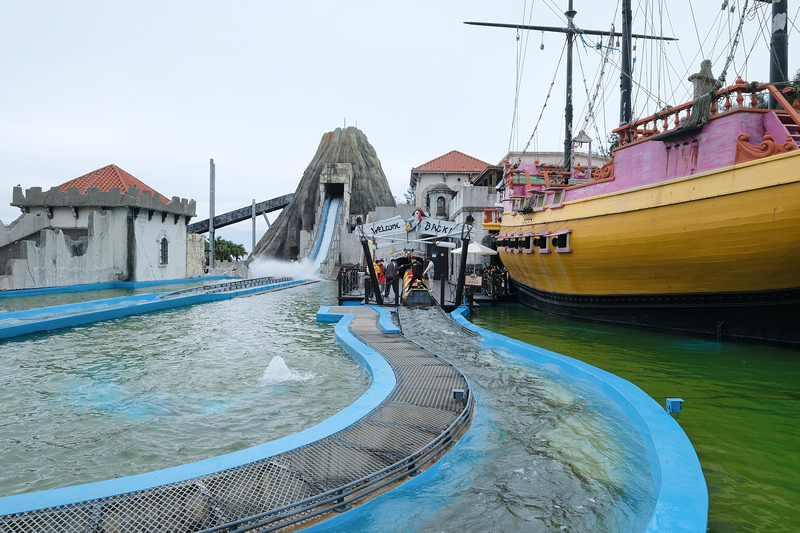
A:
533;235;549;252
551;190;565;206
534;194;547;210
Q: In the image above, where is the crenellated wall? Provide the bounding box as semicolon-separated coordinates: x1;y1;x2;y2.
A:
1;184;199;290
12;185;195;216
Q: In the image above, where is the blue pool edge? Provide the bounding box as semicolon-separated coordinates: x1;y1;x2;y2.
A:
449;306;708;533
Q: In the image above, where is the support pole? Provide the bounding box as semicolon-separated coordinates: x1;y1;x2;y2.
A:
209;159;215;270
360;236;383;305
251;199;256;254
454;215;474;307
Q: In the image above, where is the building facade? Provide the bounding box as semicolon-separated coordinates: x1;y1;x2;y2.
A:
1;165;197;290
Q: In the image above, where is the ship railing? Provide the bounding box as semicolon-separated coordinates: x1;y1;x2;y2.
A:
614;76;800;146
482;208;502;224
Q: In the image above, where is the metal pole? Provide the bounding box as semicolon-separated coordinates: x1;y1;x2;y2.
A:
454;216;473;307
209;159;215;270
360;236;383;305
251;199;256;254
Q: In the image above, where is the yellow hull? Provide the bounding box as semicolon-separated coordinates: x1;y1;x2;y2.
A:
499;150;800;296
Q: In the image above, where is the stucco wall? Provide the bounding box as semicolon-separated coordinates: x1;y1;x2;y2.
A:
132;211;188;281
0;210;125;290
185;233;205;278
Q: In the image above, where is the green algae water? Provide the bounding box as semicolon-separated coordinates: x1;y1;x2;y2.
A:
0;281;369;497
469;304;800;533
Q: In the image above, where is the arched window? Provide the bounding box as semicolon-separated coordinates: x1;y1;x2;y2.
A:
159;237;169;265
436;196;446;217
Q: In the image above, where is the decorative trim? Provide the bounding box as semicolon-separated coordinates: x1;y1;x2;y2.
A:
735;132;797;164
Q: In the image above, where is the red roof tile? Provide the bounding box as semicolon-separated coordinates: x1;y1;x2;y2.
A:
411;150;491;173
55;164;169;204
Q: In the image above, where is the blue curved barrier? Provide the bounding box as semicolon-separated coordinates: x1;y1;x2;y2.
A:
0;279;309;339
449;306;708;533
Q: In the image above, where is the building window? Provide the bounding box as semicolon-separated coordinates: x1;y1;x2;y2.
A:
159;237;169;265
436;196;446;217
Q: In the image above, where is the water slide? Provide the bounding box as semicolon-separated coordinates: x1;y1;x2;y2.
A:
310;196;342;266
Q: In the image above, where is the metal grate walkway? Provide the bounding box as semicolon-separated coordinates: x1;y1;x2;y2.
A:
1;306;474;533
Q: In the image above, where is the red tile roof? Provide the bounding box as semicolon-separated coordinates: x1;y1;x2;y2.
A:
55;164;169;204
411;150;491;173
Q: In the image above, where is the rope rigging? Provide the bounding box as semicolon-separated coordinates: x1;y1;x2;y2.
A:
506;0;791;160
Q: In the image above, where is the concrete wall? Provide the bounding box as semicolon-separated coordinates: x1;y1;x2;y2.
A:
0;212;50;248
0;210;125;290
132;210;188;281
185;233;205;279
0;206;197;290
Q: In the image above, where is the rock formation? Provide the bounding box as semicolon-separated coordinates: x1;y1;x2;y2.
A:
250;127;396;260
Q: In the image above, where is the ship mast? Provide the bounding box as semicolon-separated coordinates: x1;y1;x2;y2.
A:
755;0;790;108
465;2;676;172
619;0;633;125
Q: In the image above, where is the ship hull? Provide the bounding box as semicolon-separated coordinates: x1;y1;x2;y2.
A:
498;151;800;346
514;282;800;345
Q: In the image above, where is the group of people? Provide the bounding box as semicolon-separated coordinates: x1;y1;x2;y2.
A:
373;256;435;301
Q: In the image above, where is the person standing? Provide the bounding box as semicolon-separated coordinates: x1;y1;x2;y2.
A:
423;258;435;287
410;257;424;287
383;258;398;301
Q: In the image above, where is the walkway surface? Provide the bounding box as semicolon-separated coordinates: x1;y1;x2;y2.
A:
0;306;474;533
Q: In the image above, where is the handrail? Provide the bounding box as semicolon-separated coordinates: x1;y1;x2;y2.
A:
613;77;800;146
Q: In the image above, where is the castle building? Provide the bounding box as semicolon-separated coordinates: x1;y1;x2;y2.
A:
1;164;200;290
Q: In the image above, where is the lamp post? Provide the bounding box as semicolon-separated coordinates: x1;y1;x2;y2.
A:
454;214;474;308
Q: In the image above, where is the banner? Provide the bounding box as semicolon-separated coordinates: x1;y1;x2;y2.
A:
360;216;406;238
359;215;463;241
416;217;461;238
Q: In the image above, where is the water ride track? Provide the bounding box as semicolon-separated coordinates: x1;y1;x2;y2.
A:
0;306;474;533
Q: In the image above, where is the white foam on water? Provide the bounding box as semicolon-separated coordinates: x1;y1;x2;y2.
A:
248;257;321;280
259;356;312;385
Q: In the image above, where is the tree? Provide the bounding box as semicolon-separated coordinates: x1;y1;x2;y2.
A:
602;133;619;158
403;186;415;205
205;237;248;262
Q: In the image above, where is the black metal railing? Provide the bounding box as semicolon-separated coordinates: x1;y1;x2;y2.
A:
158;277;293;299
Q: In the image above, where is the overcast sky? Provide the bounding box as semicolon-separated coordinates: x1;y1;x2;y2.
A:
2;1;797;250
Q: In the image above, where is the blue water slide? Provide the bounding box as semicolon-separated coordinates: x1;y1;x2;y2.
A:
311;196;342;263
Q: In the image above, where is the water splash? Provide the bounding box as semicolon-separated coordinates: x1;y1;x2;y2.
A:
259;356;312;385
248;257;322;280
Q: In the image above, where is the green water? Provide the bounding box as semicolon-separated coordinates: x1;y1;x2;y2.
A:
469;304;800;533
